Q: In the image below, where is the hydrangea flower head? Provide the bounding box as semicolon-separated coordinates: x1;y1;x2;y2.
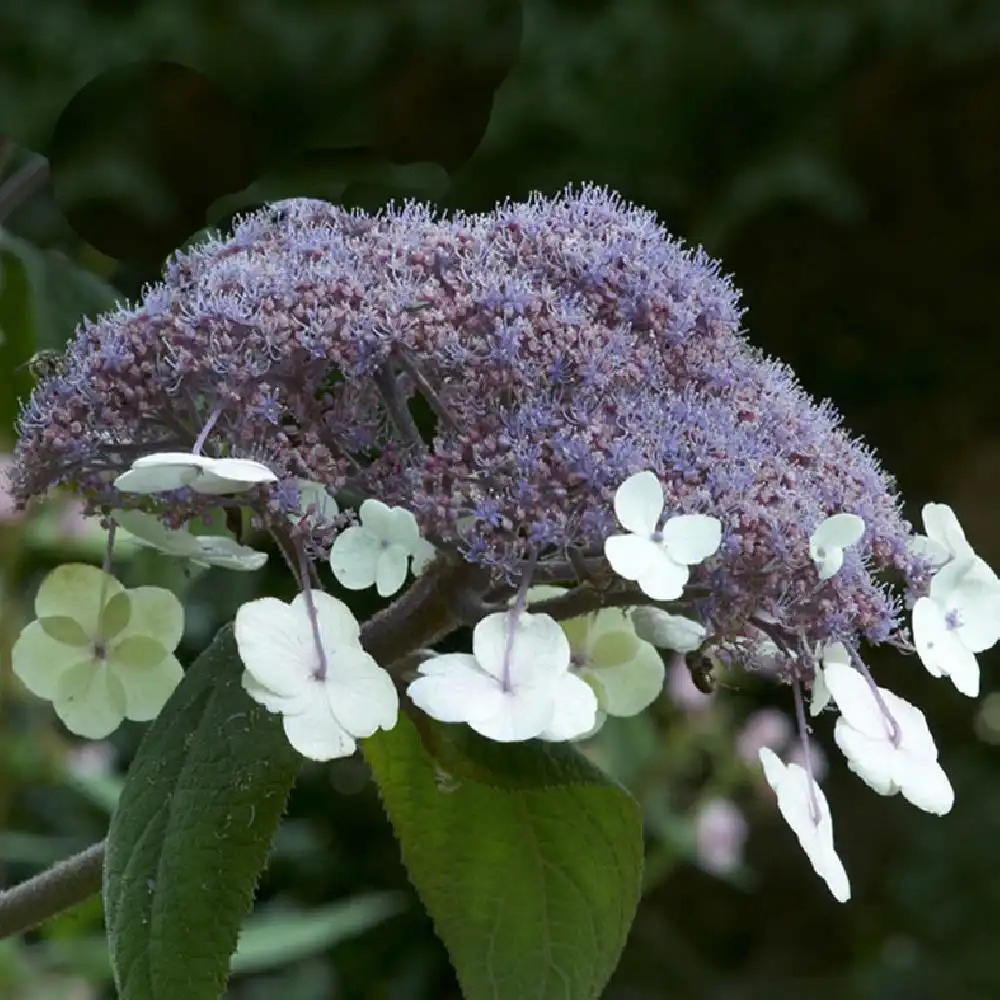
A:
9;185;920;673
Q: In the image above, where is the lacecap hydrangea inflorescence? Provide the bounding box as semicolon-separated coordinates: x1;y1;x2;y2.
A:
10;184;1000;901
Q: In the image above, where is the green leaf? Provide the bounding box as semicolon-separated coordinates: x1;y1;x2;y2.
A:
229;893;406;976
103;625;302;1000
364;715;644;1000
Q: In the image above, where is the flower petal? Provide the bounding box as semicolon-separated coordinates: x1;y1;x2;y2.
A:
833;721;897;796
636;552;689;601
408;655;500;722
912;596;980;696
329;526;381;590
235;597;314;697
582;641;664;717
291;479;339;527
114;652;184;722
53;661;127;738
630;607;706;652
811;512;865;551
465;685;555;743
471;612;570;685
12;622;87;698
115;453;207;493
613;471;663;536
35;563;123;636
821;658;887;740
112;636;169;670
814;547;844;581
282;695;357;760
242;672;304;715
119;586;185;652
375;546;409;597
112;509;199;556
410;538;437;576
537;673;599;741
604;533;660;582
193;458;277;494
757;749;850;902
304;591;363;649
190;536;269;571
893;753;954;815
661;514;722;565
921;502;972;559
930;556;1000;653
324;649;398;738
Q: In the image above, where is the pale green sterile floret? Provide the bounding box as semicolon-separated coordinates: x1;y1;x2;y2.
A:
12;563;185;738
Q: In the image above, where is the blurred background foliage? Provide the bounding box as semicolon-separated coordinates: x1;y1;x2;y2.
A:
1;0;1000;997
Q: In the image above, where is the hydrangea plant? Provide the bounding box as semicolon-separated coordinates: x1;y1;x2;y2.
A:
3;185;998;999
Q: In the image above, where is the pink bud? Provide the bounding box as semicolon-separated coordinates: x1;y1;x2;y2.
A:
735;708;793;763
694;798;748;876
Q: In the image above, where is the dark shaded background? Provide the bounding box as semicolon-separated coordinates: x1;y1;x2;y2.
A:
2;1;1000;998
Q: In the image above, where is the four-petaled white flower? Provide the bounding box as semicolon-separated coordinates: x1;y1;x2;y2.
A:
235;591;398;761
758;747;851;903
12;563;184;738
115;452;277;495
630;606;706;653
911;556;1000;697
407;611;598;743
604;471;721;601
112;509;267;571
809;513;865;581
330;499;434;597
821;645;954;815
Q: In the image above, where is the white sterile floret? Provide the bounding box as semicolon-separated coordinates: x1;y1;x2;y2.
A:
289;479;339;528
809;640;843;716
630;606;706;653
758;747;850;903
330;499;432;597
115;452;277;495
821;646;954;815
928;555;1000;652
912;597;981;697
112;509;267;571
604;470;721;601
235;591;398;761
12;563;184;738
911;555;1000;697
908;502;974;566
406;611;598;743
808;512;865;581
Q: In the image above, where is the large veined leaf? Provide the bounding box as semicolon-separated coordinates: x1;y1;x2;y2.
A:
364;714;644;1000
103;626;302;1000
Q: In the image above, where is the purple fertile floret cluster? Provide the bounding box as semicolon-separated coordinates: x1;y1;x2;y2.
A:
11;185;921;663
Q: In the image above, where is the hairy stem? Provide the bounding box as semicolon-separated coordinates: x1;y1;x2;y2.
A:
0;840;106;940
361;554;491;669
0;153;50;223
374;362;425;453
